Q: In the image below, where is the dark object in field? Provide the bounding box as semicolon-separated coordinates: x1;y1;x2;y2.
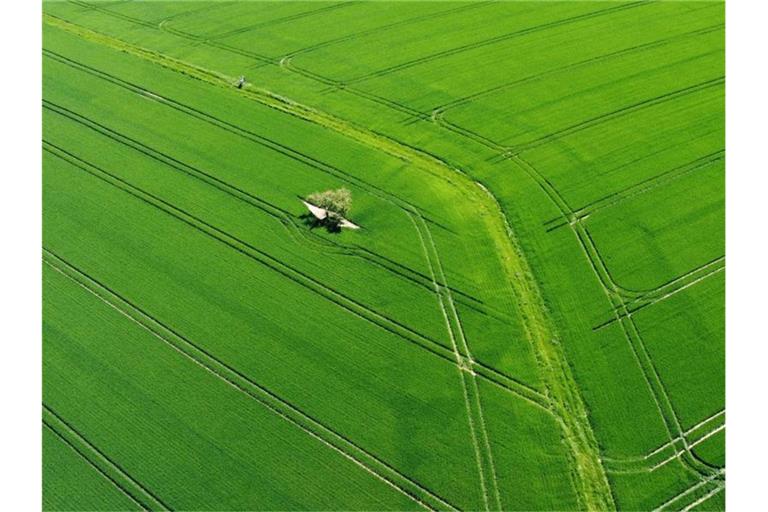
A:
301;188;359;232
236;75;246;89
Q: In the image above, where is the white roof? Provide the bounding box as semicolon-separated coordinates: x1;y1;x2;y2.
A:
302;200;360;229
302;200;327;220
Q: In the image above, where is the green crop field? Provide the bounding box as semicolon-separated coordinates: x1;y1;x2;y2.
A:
41;1;725;510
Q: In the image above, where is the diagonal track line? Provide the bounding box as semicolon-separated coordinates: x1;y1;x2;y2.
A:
509;76;725;155
42;99;496;315
510;154;723;481
43;405;170;511
278;1;494;63
430;23;724;116
341;2;650;85
44;250;458;512
653;469;725;512
410;212;501;510
544;151;725;232
41;16;617;508
44;141;549;411
42;422;150;511
43;48;548;407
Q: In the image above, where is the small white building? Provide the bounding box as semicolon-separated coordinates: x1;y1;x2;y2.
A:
302;201;360;229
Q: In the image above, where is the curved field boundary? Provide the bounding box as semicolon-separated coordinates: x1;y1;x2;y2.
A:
43;252;457;512
43;16;615;510
511;153;721;481
481;144;724;312
594;258;725;331
43;405;170;511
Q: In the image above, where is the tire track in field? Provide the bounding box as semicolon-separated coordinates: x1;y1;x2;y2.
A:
65;2;279;72
44;141;549;411
152;2;230;26
507;76;725;155
42;424;149;511
576;217;720;480
42;100;500;318
339;2;650;85
620;256;725;307
74;0;355;43
210;2;360;41
69;1;163;31
604;419;725;474
593;257;725;331
604;410;724;467
684;486;725;512
42;49;450;228
67;0;665;166
43;18;615;509
427;23;725;118
679;484;724;512
410;212;502;511
543;151;725;232
277;1;493;64
653;469;725;512
56;0;721;186
42;90;542;407
72;0;645;90
43;405;170;511
43;252;457;512
426;26;725;150
428;81;725;311
510;154;721;481
49;3;553;187
43;50;549;403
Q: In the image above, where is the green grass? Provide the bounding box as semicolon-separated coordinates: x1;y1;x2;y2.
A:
43;264;420;510
43;1;725;510
43;427;140;511
633;272;725;430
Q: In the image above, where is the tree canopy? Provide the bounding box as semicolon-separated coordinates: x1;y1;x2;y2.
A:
307;188;352;226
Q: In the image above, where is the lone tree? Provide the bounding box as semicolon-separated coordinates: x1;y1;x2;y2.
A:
306;187;352;229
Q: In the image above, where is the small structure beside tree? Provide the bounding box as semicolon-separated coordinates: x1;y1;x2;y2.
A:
302;187;359;231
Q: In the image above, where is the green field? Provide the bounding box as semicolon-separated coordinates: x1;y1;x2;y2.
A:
42;1;725;510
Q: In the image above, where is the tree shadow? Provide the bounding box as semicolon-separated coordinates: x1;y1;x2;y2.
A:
299;213;342;233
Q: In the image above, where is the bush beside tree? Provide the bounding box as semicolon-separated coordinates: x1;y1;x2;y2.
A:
307;188;352;229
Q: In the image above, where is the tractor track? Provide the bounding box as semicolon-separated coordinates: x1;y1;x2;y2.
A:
44;252;456;512
45;141;549;412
